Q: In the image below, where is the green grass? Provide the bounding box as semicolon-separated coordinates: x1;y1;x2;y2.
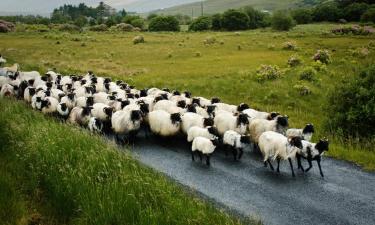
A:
0;23;374;172
0;97;254;225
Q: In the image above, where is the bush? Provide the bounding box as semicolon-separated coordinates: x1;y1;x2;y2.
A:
211;14;222;30
58;24;80;32
291;9;313;24
243;6;270;29
189;16;211;31
89;24;108;32
256;65;283;82
331;25;375;35
288;55;302;67
282;41;297;50
131;18;145;29
271;11;295;31
149;16;180;32
350;47;370;58
133;35;144;44
312;2;342;22
294;83;312;96
111;23;134;32
343;3;370;21
361;7;375;23
312;49;331;64
221;9;249;31
326;65;375;138
299;67;317;81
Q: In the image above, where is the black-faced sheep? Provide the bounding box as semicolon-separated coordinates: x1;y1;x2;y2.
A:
286;124;315;142
191;137;220;166
223;130;251;161
149;110;182;137
297;139;329;177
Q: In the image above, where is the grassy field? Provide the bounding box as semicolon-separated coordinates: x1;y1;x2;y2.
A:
0;23;374;172
0;97;255;225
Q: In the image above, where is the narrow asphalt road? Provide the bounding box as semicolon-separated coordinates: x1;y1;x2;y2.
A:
127;135;375;225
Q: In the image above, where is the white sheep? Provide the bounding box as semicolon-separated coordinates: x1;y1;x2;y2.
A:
249;115;289;145
223;130;251;161
148;110;181;137
153;99;186;114
76;96;95;108
57;103;70;120
24;87;36;103
286;124;315;142
181;112;214;134
41;97;59;114
91;103;113;121
50;88;65;101
258;131;303;177
187;126;219;142
88;117;103;134
68;106;92;126
191;137;219;166
296;139;329;177
214;113;250;136
243;108;279;120
111;109;143;142
0;84;17;97
60;93;76;109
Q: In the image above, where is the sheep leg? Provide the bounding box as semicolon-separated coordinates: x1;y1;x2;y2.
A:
206;155;211;166
191;151;195;161
288;158;295;177
224;145;229;156
297;154;305;172
267;159;274;171
317;158;324;177
199;152;203;162
264;161;268;167
238;148;244;160
232;148;238;161
305;159;313;172
276;158;280;173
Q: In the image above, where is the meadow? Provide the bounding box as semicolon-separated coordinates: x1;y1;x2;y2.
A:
1;23;374;170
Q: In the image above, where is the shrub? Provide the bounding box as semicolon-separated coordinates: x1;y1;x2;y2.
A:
294;83;312;96
361;7;375;23
331;25;375;35
291;9;313;24
256;65;283;82
149;16;180;32
312;49;331;64
189;16;211;31
0;20;15;33
312;2;342;22
243;6;270;29
311;60;327;72
221;9;249;31
282;41;297;50
131;18;145;29
111;23;134;32
287;55;302;67
299;67;317;81
133;35;144;44
343;3;370;21
350;47;370;58
89;24;108;32
211;14;222;30
58;24;80;32
326;65;375;138
271;11;295;31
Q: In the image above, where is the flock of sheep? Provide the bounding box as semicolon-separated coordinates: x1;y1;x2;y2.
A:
0;58;329;178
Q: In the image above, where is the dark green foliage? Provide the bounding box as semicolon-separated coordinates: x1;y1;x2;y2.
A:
242;6;270;29
343;3;370;21
74;15;87;28
326;65;375;138
361;7;375;23
271;11;296;31
313;2;342;22
149;16;180;32
189;16;211;31
211;14;222;30
292;8;313;24
221;9;249;31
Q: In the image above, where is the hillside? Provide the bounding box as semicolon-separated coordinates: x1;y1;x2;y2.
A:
122;0;199;13
152;0;316;16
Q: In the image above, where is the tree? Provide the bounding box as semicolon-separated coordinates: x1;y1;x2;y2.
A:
147;13;158;21
74;15;87;28
361;7;375;23
271;11;296;31
148;16;180;32
343;3;370;21
291;8;313;24
221;9;249;31
313;2;342;22
189;16;211;31
242;6;268;29
211;14;222;30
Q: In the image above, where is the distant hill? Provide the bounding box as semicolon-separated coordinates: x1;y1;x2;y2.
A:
151;0;318;16
122;0;199;13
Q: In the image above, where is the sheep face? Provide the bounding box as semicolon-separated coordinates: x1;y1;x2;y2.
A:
192;98;200;106
276;116;289;130
207;126;220;137
303;124;315;134
139;103;149;115
104;83;110;91
36;97;42;102
57;84;63;90
103;107;113;118
211;97;221;104
107;95;116;101
140;89;148;97
71;76;78;82
121;100;130;109
289;136;303;149
28;88;36;96
315;139;329;154
170;113;182;125
131;110;142;122
41;76;48;82
44;90;51;97
211;138;220;147
162;88;170;93
154;96;163;103
80;79;87;85
28;79;35;86
203;118;214;127
172;90;180;96
41;100;50;109
206;105;216;115
91;77;97;84
184;91;192;98
57;75;62;80
126;93;135;99
60;103;68;112
240;135;251;144
177;100;186;108
116;80;122;85
82;107;93;116
67;93;75;101
46;82;53;89
66;84;73;91
86;97;94;106
160;93;168;100
104;78;111;84
91;85;96;93
237;103;250;112
268;112;280;120
237;113;250;126
186;104;197;113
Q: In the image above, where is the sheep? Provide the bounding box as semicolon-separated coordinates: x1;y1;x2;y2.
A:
76;96;95;108
24;87;36;103
2;63;19;73
0;54;6;66
0;84;17;97
93;92;111;104
258;131;303;177
286;124;315;142
88;117;103;134
50;88;65;101
214;113;250;136
213;103;238;114
148;110;181;137
74;86;95;98
296;139;329;177
60;93;76;109
68;106;92;127
91;103;113;121
249;115;289;145
223;130;251;161
41;97;59;115
191;137;219;166
187;126;219;142
57;103;70;120
243;108;279;120
153;99;186;114
181;112;214;134
192;97;220;107
111;109;143;142
31;96;43;110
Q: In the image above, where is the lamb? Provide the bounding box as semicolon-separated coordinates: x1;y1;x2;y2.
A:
296;139;329;177
187;126;219;142
148;110;182;137
249;115;289;145
243;108;279;120
286;124;315;142
214;113;250;136
223;130;251;161
24;87;36;103
111;109;143;142
68;106;92;127
41;97;59;115
181;112;214;134
88;117;104;134
56;103;70;120
191;137;219;166
258;131;303;177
